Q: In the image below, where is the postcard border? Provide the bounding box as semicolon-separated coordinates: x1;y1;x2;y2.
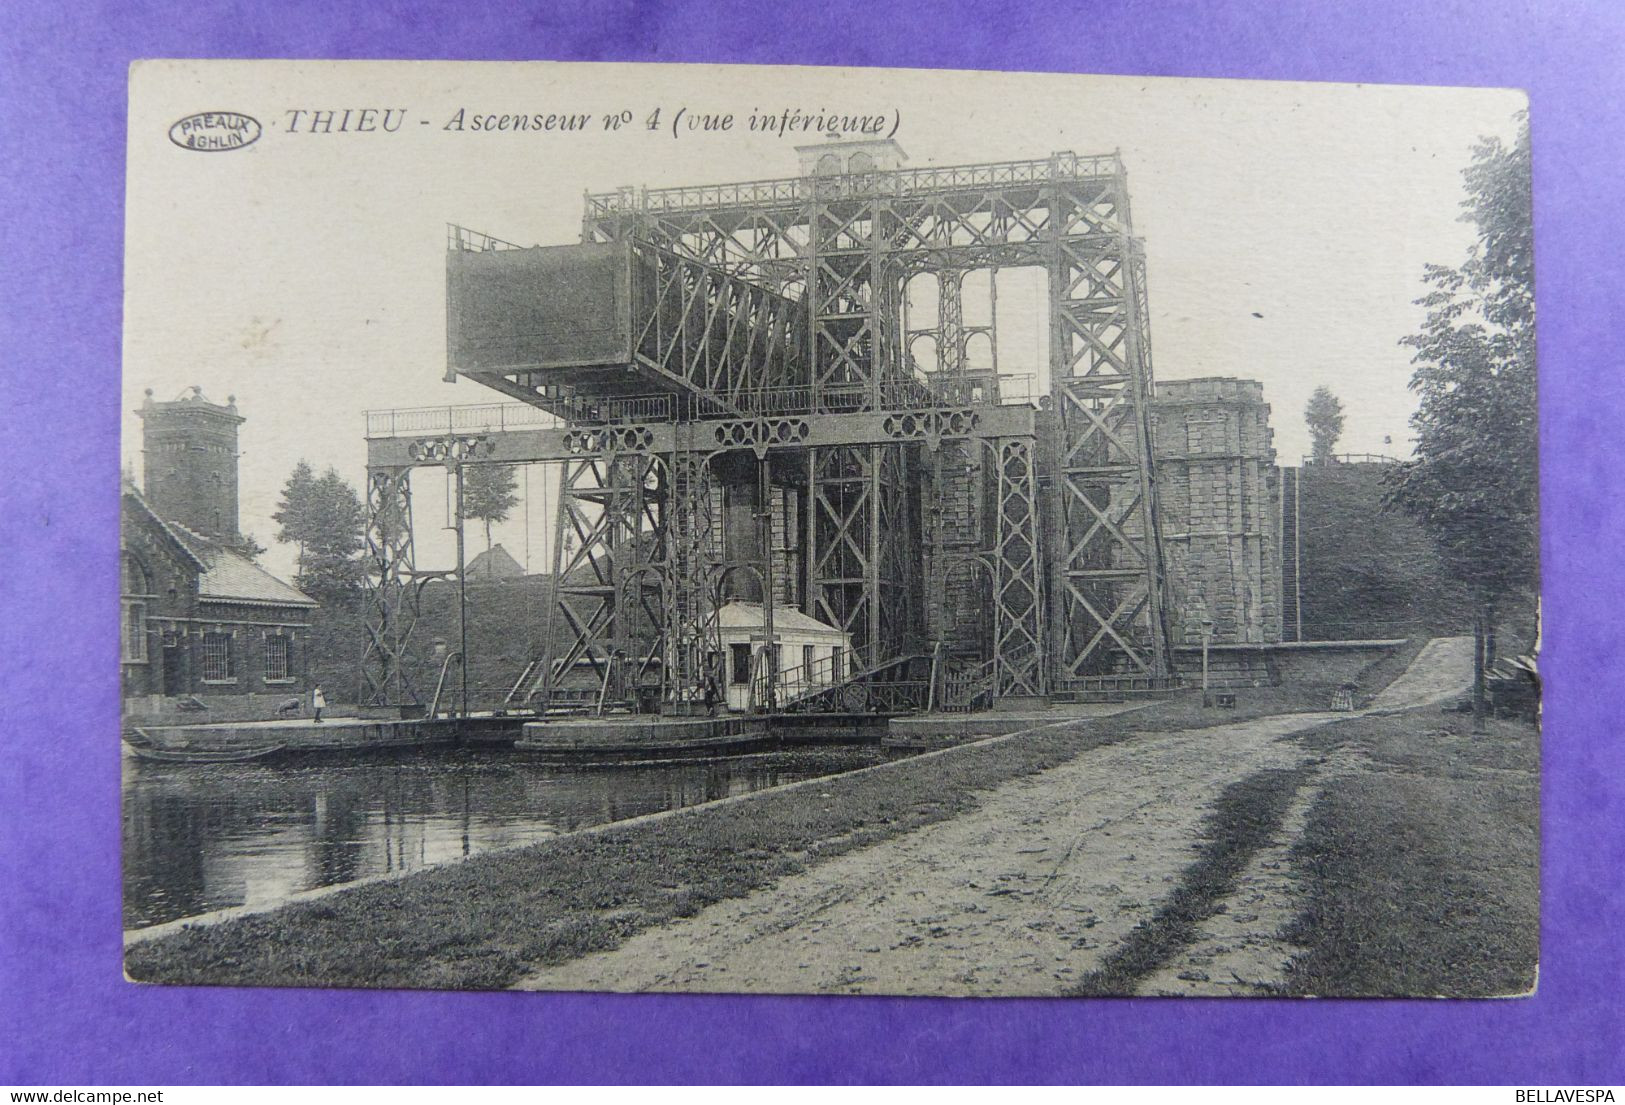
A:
1;0;1620;1085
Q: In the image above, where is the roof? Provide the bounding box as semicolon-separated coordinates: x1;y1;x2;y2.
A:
467;543;525;579
122;482;207;571
123;482;315;608
716;601;846;640
164;518;317;609
198;546;317;608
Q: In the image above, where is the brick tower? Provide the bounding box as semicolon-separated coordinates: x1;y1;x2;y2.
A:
138;386;244;544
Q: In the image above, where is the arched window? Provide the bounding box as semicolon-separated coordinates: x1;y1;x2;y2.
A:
121;552;151;596
816;153;842;176
121;552;151;663
848;151;875;174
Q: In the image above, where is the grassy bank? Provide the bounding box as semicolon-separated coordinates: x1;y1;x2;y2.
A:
1351;635;1429;699
125;690;1323;990
1070;702;1537;997
1070;764;1315;996
1283;710;1539;996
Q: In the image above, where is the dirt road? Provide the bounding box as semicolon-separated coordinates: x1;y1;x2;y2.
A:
517;638;1474;997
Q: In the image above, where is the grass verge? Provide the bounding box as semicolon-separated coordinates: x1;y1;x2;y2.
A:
1068;765;1314;996
124;690;1319;990
1282;709;1539;996
1352;635;1430;698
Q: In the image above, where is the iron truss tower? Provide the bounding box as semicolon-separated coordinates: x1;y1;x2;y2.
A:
361;149;1176;712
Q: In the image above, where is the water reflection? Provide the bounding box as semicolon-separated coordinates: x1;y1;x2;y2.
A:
123;745;884;929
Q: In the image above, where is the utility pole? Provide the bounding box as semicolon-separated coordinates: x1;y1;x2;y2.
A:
1201;614;1214;709
454;459;469;718
1188;598;1213;709
759;454;775;711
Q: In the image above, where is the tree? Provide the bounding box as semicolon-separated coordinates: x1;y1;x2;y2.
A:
461;463;519;553
1305;386;1346;464
1384;116;1536;730
273;461;367;607
272;461;319;566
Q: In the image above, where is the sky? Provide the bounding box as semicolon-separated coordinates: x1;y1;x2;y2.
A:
123;61;1525;581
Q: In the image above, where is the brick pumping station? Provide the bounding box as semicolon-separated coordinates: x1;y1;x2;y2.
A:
127;141;1422;761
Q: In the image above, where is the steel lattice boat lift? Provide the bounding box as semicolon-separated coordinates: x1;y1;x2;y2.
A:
361;142;1177;716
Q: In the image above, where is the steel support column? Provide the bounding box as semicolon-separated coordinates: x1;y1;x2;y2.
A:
360;466;422;706
663;434;724;708
1045;169;1172;685
992;437;1045;695
808;179;882;410
535;450;664;708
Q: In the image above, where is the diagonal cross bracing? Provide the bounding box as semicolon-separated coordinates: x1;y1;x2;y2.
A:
366;151;1174;710
627;239;810;415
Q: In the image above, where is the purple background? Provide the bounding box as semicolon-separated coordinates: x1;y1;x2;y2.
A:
2;0;1620;1085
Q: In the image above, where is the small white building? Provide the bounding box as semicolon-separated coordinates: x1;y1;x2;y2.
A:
715;601;852;712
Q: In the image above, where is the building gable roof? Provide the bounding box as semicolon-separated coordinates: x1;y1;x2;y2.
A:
196;544;318;608
716;601;846;639
133;497;316;609
121;482;207;572
467;543;525;579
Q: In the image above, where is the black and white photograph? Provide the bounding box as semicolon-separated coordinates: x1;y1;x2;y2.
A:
118;60;1539;998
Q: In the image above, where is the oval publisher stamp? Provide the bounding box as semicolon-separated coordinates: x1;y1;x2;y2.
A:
168;111;261;152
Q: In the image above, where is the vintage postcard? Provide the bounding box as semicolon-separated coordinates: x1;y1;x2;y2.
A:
119;60;1537;997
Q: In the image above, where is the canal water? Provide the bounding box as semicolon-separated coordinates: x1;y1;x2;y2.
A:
123;745;888;930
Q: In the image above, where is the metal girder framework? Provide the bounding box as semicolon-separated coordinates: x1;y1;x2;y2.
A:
992;438;1044;695
918;434;1043;697
581;152;1127;278
937;269;966;376
360;466;423;706
579;152;1172;684
904;269;974;377
661;433;724;709
584;190;810;283
362;402;1034;469
1045;169;1171;683
628;238;809;415
534;451;666;707
446;233;810;424
807;183;893;408
378;150;1174;714
805;443;918;663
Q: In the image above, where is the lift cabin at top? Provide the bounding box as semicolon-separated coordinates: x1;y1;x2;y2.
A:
361;139;1178;718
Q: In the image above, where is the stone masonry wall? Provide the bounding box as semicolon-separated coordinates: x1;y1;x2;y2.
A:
1151;378;1282;646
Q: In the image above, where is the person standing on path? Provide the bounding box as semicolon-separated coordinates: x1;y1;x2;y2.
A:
312;684;326;723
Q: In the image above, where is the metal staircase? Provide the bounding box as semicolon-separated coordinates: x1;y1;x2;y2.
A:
753;651;934;715
936;655;998;712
